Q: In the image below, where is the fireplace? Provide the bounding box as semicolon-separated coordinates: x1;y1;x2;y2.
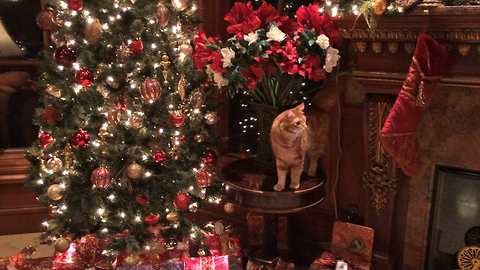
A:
426;166;480;269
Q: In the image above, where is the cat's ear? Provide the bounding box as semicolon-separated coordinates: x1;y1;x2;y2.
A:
295;103;305;112
284;111;294;120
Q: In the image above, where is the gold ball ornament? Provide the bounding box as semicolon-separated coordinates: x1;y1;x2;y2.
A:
171;0;189;11
46;157;63;172
204;111;218;125
166;211;179;221
179;43;193;57
128;112;144;129
47;184;64;201
84;18;103;43
127;162;143;179
54;237;71;253
36;9;57;31
124;253;140;266
224;202;235;214
107;106;121;125
46;85;62;98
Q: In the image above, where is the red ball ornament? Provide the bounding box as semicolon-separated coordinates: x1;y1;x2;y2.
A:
169;110;185;127
91;166;113;188
75;69;94;87
54;45;76;66
135;195;149;205
115;97;127;111
140;78;162;101
36;10;57;31
129;40;143;57
202;149;217;164
174;193;191;211
145;214;159;225
195;166;214;187
42;107;62;124
70;130;90;148
153;151;167;163
39;132;53;148
157;5;170;28
67;0;83;10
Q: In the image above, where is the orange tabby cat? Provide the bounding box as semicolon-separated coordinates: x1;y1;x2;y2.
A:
270;89;336;191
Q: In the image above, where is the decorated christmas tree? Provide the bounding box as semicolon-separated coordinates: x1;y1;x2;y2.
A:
26;0;222;260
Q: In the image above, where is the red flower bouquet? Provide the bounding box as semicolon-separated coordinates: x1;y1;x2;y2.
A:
193;2;341;107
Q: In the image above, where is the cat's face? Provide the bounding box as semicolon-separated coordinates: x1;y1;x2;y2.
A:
281;104;308;135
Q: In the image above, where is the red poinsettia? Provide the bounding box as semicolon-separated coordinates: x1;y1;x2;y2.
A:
224;2;260;38
241;65;264;90
296;4;341;45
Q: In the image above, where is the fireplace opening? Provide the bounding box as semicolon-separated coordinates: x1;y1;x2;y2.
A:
426;166;480;269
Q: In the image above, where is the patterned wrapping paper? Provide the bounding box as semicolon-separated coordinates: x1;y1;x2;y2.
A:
245;257;294;270
116;265;153;270
153;261;184;270
183;255;229;270
0;254;53;270
330;222;374;265
246;212;288;249
308;251;371;270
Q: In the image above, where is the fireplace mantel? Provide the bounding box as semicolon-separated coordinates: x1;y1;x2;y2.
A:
334;6;480;269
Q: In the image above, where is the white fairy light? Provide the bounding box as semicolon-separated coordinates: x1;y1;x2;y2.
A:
119;212;126;218
102;24;109;30
97;208;105;215
42;221;48;227
145;171;152;177
65;21;72;27
331;6;338;17
108;194;115;201
37;179;43;185
102;228;108;233
71;11;77;16
60;1;68;9
60;204;67;210
159;128;164;133
84;10;90;16
135;216;141;222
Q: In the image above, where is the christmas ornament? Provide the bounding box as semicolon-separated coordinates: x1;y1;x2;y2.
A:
64;143;73;169
171;0;189;11
195;166;214;187
115;97;127;111
127;162;143;179
46;85;61;98
70;129;90;148
75;69;94;87
166;211;178;221
54;237;71;253
169;110;185;127
46;156;63;172
189;88;205;109
97;84;110;98
194;134;204;143
84;18;103;44
174;193;191;211
107;106;121;125
175;135;186;144
47;184;64;200
224;202;235;214
153;151;166;163
140;78;162;101
128;112;144;128
179;43;193;57
160;55;171;84
177;75;187;100
129;40;143;57
135;195;149;204
54;45;76;66
42;107;62;124
204;111;218;125
91;166;113;188
202;149;217;164
116;44;133;61
145;214;159;225
67;0;83;10
124;253;140;266
157;5;170;28
36;9;57;31
39;132;54;148
373;0;387;15
380;34;457;176
98;126;108;155
38;151;46;170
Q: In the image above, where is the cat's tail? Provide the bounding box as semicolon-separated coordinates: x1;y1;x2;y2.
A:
310;82;339;112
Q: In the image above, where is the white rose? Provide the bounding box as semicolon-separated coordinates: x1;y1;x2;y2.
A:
266;26;286;42
244;32;258;45
221;47;235;68
316;34;330;50
324;47;340;73
213;72;229;88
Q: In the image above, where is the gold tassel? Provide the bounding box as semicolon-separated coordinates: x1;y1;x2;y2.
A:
416;80;426;107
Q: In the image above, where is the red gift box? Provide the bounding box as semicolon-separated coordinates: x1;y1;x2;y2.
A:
330;222;374;265
246;212;288;249
184;255;229;270
51;235;114;270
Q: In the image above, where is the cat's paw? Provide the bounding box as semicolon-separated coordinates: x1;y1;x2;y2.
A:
274;184;285;191
289;183;300;190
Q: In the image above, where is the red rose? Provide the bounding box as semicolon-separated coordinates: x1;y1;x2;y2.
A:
241;65;264;90
224;2;260;36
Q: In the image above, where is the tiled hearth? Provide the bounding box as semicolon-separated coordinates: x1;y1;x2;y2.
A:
0;232;54;259
402;85;480;269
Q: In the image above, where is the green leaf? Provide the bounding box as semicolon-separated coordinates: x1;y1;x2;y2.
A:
308;39;315;47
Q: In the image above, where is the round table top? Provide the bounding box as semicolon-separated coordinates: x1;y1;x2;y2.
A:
221;158;326;213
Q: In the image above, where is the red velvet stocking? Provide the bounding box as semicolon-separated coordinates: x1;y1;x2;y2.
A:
379;33;457;176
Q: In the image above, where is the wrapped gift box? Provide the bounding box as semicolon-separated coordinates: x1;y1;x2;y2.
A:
246;212;288;251
330;221;374;264
153;261;184;270
184;255;229;270
117;265;153;270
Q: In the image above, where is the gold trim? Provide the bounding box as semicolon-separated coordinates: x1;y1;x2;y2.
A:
388;42;398;54
458;43;471;56
362;94;401;214
341;28;480;42
356;41;367;53
372;42;382;53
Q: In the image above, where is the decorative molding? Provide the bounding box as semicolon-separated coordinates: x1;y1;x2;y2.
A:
362;94;400;214
340;28;480;42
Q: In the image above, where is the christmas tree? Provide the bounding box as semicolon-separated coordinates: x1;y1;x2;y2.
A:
26;0;222;259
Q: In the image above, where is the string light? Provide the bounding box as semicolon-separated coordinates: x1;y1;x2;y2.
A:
37;179;43;185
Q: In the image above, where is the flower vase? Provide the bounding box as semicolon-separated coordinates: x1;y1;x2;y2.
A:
250;102;280;169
